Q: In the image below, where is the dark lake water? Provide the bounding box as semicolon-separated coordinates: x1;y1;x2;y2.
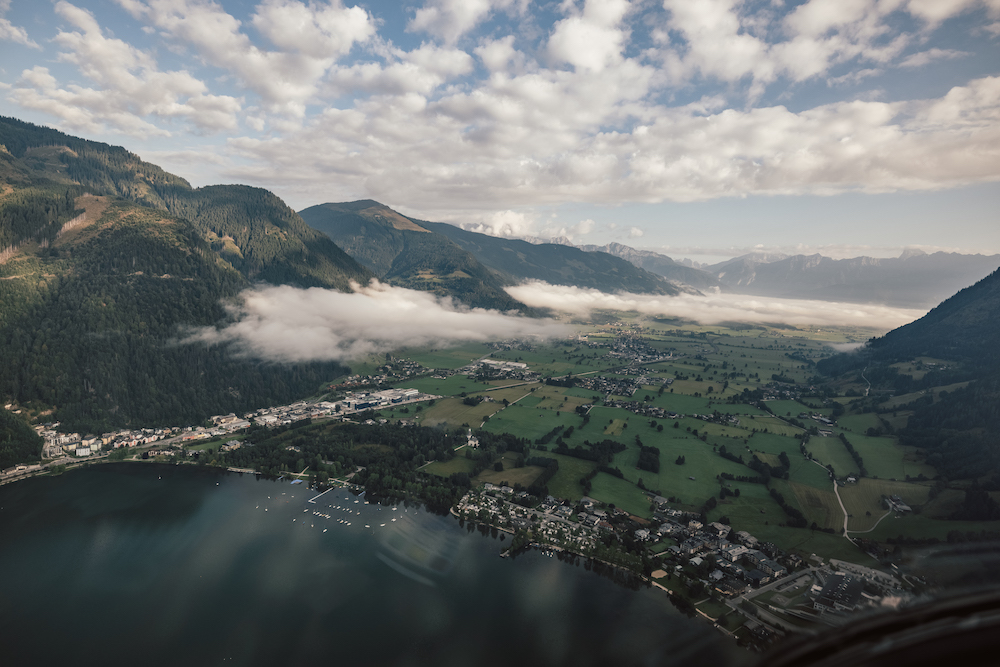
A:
0;463;750;666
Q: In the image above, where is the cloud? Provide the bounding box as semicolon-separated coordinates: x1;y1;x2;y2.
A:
0;0;38;48
9;2;241;136
10;0;1000;216
116;0;376;116
899;48;969;68
459;209;537;237
627;226;644;238
408;0;495;44
180;281;570;362
505;281;926;329
547;0;630;73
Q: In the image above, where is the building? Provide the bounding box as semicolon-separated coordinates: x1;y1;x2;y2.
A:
814;574;864;613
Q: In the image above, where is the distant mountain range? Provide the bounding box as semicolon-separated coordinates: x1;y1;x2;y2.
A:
706;249;1000;308
300;201;678;305
573;241;999;308
577;243;721;290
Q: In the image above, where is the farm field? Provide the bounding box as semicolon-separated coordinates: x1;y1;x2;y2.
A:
837;413;884;434
400;343;495;369
778;479;842;531
839;432;935;480
765;400;812;417
394;375;493;396
588;472;654;517
527;449;598;500
474;458;544;488
806;436;860;477
743;415;805;437
419;396;506;428
423;456;477;478
840;478;932;531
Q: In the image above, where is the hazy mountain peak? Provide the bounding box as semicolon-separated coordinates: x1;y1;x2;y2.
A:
899;247;928;260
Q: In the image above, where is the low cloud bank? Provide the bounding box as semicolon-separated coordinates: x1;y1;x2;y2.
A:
506;282;926;330
183;281;570;362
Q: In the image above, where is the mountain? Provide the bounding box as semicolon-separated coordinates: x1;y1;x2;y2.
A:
818;268;1000;478
0;116;372;291
577;242;720;289
301;201;679;301
298;201;524;311
417;220;678;295
0;117;369;436
707;250;1000;308
869;266;1000;364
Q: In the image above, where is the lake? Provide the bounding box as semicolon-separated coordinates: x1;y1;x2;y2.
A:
0;463;750;666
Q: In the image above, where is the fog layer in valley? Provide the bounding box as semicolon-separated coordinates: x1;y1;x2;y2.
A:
506;282;926;330
184;280;926;364
182;281;570;362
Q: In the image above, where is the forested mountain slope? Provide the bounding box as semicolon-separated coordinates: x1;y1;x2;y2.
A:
0;117;364;440
299;201;525;311
407;217;676;295
0;197;347;435
818;269;1000;478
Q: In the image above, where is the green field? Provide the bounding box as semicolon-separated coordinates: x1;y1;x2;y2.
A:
837;413;884;434
399;343;495;369
588;472;654;517
840;433;935;480
806;436;861;477
475;455;544;487
529;449;599;500
744;415;805;437
482;403;573;442
419;396;507;428
423;456;477;478
841;478;932;531
765;400;812;417
781;479;842;531
394;375;494;397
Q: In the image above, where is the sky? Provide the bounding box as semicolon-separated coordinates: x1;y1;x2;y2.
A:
1;0;999;264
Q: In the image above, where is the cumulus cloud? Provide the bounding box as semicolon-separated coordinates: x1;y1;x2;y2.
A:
10;2;241;136
547;0;630;72
407;0;505;44
505;281;926;329
899;48;969;68
459;209;537;237
11;0;1000;216
181;281;570;362
116;0;376;116
0;0;38;48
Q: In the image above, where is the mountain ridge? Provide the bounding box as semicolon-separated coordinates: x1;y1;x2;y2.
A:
301;201;680;301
